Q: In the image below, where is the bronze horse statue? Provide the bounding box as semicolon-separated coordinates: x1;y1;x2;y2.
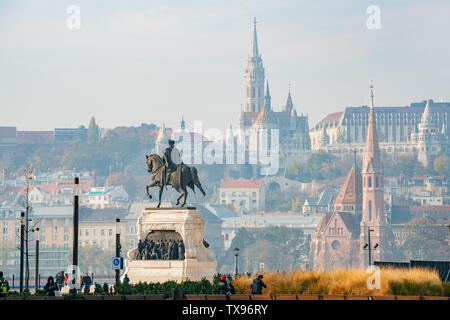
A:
145;154;206;207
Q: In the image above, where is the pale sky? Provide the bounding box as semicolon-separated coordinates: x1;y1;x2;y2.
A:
1;0;449;133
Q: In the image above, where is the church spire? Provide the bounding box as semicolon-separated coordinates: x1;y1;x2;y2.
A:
264;79;271;109
252;17;259;57
180;115;185;131
285;85;293;113
362;83;382;173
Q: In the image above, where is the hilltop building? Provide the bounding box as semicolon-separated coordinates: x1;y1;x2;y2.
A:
310;99;449;166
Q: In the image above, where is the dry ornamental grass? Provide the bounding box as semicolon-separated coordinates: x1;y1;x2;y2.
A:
233;268;447;296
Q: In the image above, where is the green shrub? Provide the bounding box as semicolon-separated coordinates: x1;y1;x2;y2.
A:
388;280;444;296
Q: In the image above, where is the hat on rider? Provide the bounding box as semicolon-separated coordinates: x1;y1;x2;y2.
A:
168;139;175;146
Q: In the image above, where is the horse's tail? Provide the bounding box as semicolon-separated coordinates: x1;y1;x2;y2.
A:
190;166;206;196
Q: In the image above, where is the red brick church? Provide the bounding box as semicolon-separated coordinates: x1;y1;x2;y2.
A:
309;87;397;269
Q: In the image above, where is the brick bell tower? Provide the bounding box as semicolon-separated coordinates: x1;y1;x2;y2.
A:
360;84;388;267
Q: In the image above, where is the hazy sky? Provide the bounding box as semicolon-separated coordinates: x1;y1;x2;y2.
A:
1;0;449;132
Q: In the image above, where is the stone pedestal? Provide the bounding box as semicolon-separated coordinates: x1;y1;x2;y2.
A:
123;208;217;284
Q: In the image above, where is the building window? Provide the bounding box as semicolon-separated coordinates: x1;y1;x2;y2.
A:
369;200;372;221
101;229;104;236
85;230;89;236
376;177;379;188
109;229;112;236
368;177;372;188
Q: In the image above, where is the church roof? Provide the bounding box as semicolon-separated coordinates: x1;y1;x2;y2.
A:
219;179;263;189
333;164;362;206
362;88;382;173
336;211;360;238
317;112;343;126
315;212;333;234
255;107;275;123
285;90;293;113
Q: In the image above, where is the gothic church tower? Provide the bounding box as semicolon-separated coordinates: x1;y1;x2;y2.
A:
245;17;265;113
360;85;392;267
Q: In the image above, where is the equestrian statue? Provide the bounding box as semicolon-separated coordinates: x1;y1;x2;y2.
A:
145;139;206;207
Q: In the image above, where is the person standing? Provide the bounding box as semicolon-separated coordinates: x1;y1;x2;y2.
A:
122;274;130;285
44;276;59;296
82;273;92;294
64;273;69;287
0;271;10;297
55;271;64;290
250;275;267;294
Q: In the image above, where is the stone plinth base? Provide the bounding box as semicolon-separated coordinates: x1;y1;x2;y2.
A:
123;208;217;284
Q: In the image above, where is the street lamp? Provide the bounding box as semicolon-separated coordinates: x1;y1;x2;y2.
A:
35;227;40;292
115;218;122;285
19;212;25;293
233;247;239;276
71;177;79;297
363;227;379;266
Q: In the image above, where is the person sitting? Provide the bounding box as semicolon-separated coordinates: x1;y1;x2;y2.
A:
225;278;236;299
161;139;183;186
218;275;227;294
44;276;59;296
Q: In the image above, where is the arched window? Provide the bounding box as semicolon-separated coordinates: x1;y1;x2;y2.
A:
368;177;372;188
368;200;372;221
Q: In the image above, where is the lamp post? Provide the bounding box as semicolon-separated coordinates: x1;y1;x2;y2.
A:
71;177;79;297
35;227;39;292
115;218;121;285
233;247;239;276
363;227;379;266
19;212;25;293
24;167;33;292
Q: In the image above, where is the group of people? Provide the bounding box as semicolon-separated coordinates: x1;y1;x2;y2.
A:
43;272;93;296
217;274;267;298
137;238;185;260
218;275;236;298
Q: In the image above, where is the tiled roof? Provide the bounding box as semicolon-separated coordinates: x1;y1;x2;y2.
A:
219;179;263;189
317;112;343;126
0;127;17;138
334;166;362;206
336;211;360;238
16;131;54;144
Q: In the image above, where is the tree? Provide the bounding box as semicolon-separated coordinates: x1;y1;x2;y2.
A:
399;218;450;261
87;116;99;145
219;227;308;274
434;155;450;177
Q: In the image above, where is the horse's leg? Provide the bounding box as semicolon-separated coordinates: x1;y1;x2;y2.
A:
175;193;183;206
146;180;158;199
146;179;158;198
157;186;163;208
181;188;188;207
